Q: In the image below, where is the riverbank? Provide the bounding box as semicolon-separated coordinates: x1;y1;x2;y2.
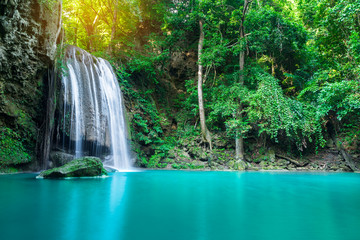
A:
148;146;360;172
1;145;359;174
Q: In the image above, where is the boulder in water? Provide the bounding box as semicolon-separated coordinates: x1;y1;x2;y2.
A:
38;157;107;178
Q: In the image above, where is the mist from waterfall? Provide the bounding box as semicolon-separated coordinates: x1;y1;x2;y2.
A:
59;46;131;171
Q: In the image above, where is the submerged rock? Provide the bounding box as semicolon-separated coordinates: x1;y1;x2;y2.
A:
38;157;107;178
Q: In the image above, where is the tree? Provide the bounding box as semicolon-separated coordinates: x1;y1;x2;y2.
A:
198;18;213;149
235;0;252;160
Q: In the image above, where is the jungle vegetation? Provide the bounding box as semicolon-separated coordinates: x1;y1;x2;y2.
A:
59;0;360;168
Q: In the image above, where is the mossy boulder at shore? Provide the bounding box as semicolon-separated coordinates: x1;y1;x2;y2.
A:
38;157;107;179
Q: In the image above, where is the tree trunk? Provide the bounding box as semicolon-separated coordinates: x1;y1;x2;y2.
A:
235;106;244;160
110;0;118;52
235;1;250;161
74;27;78;46
198;19;212;150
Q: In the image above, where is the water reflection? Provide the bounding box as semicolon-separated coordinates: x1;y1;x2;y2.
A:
35;175;129;240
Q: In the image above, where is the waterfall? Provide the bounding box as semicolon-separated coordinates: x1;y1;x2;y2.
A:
58;46;131;171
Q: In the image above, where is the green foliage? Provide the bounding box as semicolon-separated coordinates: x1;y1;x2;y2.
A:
316;81;360;120
59;0;360;167
113;64;170;167
300;71;360;121
341;119;360;153
209;78;250;137
55;44;68;73
246;7;307;58
126;36;170;84
247;73;324;148
172;162;204;170
62;0;166;54
0;127;32;168
115;65;164;145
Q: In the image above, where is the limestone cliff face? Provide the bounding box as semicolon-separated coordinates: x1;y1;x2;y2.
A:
0;0;62;164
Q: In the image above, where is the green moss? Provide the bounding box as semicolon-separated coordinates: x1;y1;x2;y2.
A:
38;157;107;178
0;127;32;169
0;167;19;174
172;163;188;169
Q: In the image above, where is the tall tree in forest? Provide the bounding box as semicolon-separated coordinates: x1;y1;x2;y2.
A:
235;0;252;160
197;14;213;150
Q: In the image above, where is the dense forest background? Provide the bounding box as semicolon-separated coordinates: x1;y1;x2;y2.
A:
1;0;360;171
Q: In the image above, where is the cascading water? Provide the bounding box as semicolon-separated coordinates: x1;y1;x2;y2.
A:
58;46;131;171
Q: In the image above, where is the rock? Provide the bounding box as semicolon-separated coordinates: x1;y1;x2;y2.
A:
212;134;227;148
175;149;192;162
246;162;253;168
168;148;176;158
210;166;217;170
263;165;277;170
277;159;289;167
326;138;334;148
252;157;262;163
309;163;318;170
328;162;340;171
0;0;62;169
187;145;209;161
199;151;209;161
209;161;219;167
259;161;268;168
38;157;107;178
268;149;276;162
191;160;206;168
50;151;74;167
233;160;246;170
227;160;235;168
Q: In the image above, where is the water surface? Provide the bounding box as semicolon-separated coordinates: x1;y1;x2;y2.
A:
0;171;359;240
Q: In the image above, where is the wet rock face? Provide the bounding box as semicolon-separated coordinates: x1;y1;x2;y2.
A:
0;0;61;66
0;0;61;148
50;151;74;167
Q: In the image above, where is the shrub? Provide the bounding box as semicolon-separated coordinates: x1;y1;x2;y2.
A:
0;127;32;167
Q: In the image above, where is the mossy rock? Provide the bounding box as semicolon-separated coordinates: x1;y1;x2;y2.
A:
218;165;225;170
277;159;289;167
227;160;235;168
233;160;246;171
252;157;262;163
259;161;269;168
268;149;276;162
38;157;107;178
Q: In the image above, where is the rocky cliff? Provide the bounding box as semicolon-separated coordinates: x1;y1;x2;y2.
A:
0;0;62;171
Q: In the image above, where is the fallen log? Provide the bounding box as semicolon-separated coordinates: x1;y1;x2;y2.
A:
275;154;309;167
